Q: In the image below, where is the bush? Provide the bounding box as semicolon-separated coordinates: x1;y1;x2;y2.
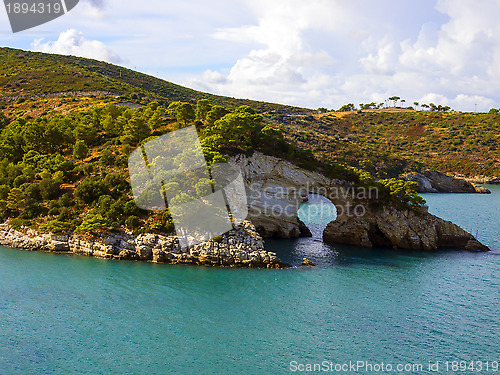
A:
73;140;89;159
39;178;61;200
74;178;108;204
39;219;72;233
48;207;60;216
378;179;426;209
125;215;141;230
212;235;223;243
75;213;111;233
0;185;10;200
58;207;72;221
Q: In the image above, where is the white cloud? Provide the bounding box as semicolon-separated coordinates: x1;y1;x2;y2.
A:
187;0;346;105
32;29;123;63
360;42;397;75
399;0;500;90
4;0;496;111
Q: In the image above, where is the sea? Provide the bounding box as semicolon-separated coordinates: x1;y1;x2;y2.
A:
0;187;498;374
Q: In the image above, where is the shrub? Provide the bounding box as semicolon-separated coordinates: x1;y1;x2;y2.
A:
73;140;88;159
39;178;61;200
74;178;108;204
378;179;426;209
39;219;72;233
75;213;111;233
125;215;141;230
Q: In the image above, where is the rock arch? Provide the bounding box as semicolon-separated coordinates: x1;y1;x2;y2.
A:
229;153;489;252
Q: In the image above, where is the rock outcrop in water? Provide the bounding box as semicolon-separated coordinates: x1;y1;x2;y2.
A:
0;221;286;268
323;206;489;251
401;170;490;194
230;153;489;252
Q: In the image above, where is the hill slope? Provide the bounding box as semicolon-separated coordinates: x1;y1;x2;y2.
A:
0;47;310;115
1;46;499;179
270;109;500;177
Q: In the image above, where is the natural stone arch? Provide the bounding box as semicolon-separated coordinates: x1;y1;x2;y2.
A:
229;152;488;252
229;152;361;239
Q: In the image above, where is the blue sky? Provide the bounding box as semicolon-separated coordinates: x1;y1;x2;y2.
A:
1;0;499;112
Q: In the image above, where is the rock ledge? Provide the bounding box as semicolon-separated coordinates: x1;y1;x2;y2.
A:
0;220;287;268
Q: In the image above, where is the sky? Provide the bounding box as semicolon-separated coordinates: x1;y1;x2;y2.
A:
1;0;499;112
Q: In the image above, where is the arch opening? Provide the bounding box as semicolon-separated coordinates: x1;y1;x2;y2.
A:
297;194;337;241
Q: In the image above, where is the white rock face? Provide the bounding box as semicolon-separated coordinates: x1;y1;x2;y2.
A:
0;153;489;259
401;170;490;194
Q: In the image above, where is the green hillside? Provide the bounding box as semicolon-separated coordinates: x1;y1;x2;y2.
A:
0;47;310;115
271;109;500;177
2;47;498;178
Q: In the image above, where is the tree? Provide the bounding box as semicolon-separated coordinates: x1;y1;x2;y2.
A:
205;105;230;126
74;178;108;204
388;96;401;108
102;114;116;136
337;103;356;112
23;118;69;154
121;115;150;145
176;103;195;125
214;107;263;151
147;108;164;130
167;102;195;126
73;140;88;159
195;99;212;120
413;102;419;111
360;102;377;110
6;187;25;212
39;178;61;200
0;112;7;128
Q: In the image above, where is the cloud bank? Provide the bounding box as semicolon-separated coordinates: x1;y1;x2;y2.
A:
5;0;497;111
187;0;500;111
32;29;123;63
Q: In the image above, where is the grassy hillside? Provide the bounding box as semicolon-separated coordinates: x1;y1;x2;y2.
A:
1;47;499;179
0;47;310;115
268;109;500;177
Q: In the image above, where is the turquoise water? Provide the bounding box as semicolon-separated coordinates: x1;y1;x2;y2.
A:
1;189;499;374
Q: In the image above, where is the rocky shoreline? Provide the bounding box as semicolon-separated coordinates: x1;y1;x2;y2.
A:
324;206;490;252
0;221;287;268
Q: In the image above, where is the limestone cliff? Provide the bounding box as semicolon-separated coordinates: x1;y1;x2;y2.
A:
230;153;489;252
